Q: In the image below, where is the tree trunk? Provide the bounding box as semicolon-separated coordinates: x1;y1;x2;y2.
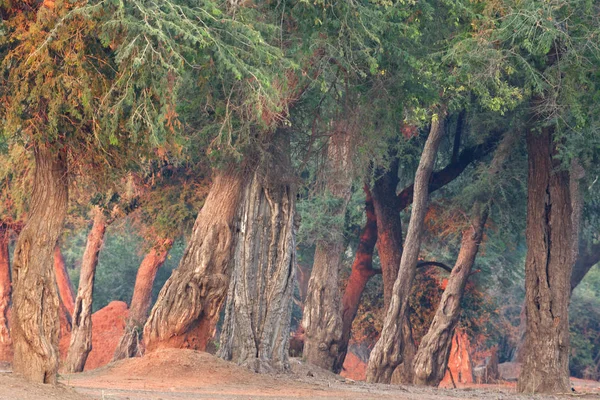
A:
371;159;418;384
218;133;297;372
302;130;353;372
113;238;173;361
54;246;75;317
65;207;107;373
0;226;12;362
144;166;245;353
571;241;600;293
335;186;379;372
412;128;515;386
412;210;488;386
366;108;446;384
10;145;68;383
517;126;577;394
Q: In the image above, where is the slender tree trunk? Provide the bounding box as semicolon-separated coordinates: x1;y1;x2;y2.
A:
366;108;446;383
335;186;379;372
0;226;12;362
412;210;487;386
571;241;600;293
302;130;354;372
54;246;75;317
65;207;107;373
218;132;297;372
144;166;245;352
412;128;515;386
11;145;68;383
517;126;577;394
113;238;173;361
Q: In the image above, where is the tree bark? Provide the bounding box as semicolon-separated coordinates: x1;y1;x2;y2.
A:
302;130;354;372
412;210;488;386
113;238;173;361
366;108;446;384
517;126;577;394
65;207;107;373
144;166;245;352
0;226;12;362
10;145;68;383
570;240;600;293
218;133;297;372
54;246;75;317
334;186;379;372
412;128;515;386
371;159;418;384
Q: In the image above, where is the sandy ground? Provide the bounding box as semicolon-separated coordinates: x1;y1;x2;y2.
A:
1;349;599;400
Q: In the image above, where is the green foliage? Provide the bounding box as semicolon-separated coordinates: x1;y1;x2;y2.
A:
570;266;600;379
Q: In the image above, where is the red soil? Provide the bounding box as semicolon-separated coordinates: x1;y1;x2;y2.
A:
340;351;367;381
59;300;128;371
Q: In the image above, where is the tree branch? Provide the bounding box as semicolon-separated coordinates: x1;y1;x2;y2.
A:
397;131;504;212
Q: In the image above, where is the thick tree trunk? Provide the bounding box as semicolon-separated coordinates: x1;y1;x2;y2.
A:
113;239;173;361
11;145;68;383
302;131;353;372
335;186;379;372
517;126;577;394
366;108;446;384
144;167;245;352
0;227;12;362
54;246;75;317
218;134;297;372
412;210;487;386
65;207;107;373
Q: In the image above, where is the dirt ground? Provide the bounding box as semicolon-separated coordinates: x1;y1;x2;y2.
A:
1;349;599;400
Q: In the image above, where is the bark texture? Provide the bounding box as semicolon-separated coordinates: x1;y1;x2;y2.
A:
571;241;600;293
113;239;172;361
65;207;107;373
218;134;297;372
54;246;75;317
0;227;12;362
144;167;245;352
412;210;487;386
302;131;353;372
335;186;379;372
517;126;576;394
366;109;446;383
412;128;514;386
11;145;68;383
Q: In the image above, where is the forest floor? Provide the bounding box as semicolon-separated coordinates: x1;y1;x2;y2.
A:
0;349;599;400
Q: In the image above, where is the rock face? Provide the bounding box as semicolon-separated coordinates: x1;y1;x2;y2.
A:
60;301;128;371
440;329;474;386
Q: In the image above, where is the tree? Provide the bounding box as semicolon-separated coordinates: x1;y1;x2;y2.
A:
114;238;173;360
302;127;354;371
65;207;107;372
366;107;447;383
0;224;12;362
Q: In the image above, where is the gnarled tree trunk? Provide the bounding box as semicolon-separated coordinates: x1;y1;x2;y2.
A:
302;130;353;372
218;133;296;372
517;126;577;394
54;246;75;317
11;145;68;383
366;108;446;383
412;210;487;386
335;186;379;372
144;167;245;352
0;226;12;362
113;238;173;361
65;207;107;373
